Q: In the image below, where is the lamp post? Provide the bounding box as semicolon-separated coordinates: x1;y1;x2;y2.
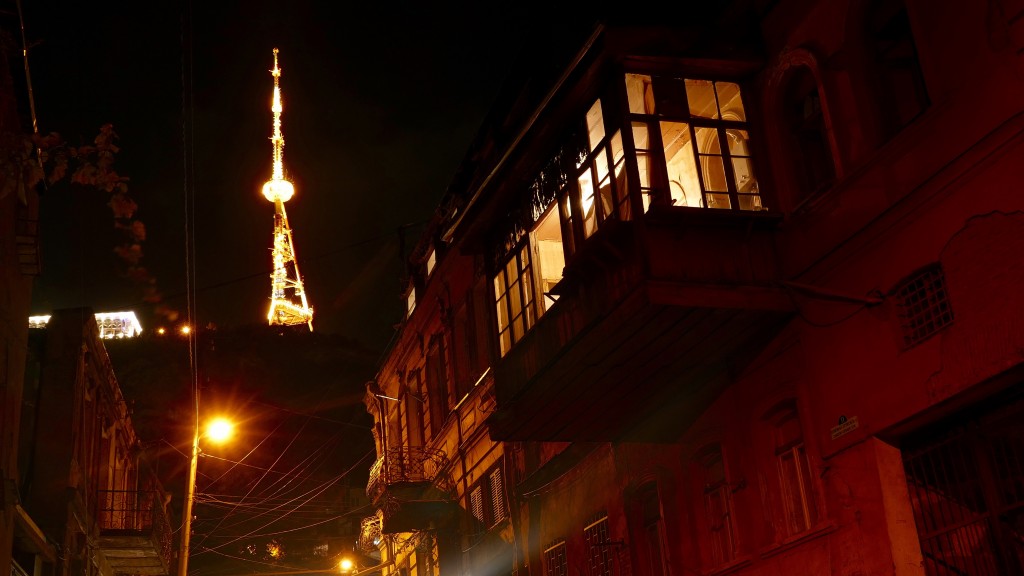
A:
177;418;234;576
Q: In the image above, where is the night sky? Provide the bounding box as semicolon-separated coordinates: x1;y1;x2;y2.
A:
20;0;537;350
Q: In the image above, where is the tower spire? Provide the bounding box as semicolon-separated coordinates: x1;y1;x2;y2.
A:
261;48;313;330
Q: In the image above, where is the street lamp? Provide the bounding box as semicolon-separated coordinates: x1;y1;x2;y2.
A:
177;418;234;576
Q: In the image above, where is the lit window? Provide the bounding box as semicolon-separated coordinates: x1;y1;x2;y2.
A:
533;205;565;310
570;100;629;240
406;287;416;318
493;204;566;356
425;249;436;277
626;73;763;212
494;243;536;356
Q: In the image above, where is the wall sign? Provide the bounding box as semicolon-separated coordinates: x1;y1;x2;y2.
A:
831;415;859;439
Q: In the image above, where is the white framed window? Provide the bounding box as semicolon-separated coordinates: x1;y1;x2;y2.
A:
626;73;764;212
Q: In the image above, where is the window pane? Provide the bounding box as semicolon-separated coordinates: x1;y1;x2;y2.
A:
499;330;511;357
495;293;508;331
707;193;731;209
738;194;764;211
611;131;630;220
595;145;610;183
700;155;728;192
660;122;701;208
579;168;597;238
559;196;575;258
725;129;751;157
521;266;534;316
686;79;719;119
695;127;722;154
625;73;655;115
595;149;613;223
586;99;605;151
632;122;651;150
653;76;688;117
532;207;564;311
715;81;746;121
731;157;758;194
780;450;809;533
494;274;505;299
797;445;818;527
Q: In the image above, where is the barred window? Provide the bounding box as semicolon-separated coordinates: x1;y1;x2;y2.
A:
584;515;613;576
544;541;568;576
894;265;953;347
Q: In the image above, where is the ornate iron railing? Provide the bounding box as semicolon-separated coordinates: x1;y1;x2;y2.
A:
98;490;173;568
358;513;383;553
366;447;452;504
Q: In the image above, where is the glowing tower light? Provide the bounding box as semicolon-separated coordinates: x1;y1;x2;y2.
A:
262;48;313;330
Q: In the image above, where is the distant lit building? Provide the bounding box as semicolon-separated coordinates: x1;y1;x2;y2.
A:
28;310;143;339
364;3;1024;576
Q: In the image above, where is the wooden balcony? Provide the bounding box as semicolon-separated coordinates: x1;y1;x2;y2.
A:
486;210;793;442
366;448;458;534
96;490;172;575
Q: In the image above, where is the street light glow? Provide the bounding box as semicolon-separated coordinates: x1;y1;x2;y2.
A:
206;418;234;443
339;558;353;573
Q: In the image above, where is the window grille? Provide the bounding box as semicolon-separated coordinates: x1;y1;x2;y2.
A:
903;395;1024;574
544;541;568;576
585;516;613;576
895;265;953;347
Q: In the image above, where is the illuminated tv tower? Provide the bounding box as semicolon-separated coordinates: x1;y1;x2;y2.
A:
262;48;313;330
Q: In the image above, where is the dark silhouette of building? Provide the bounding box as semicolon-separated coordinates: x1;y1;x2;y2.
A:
0;17;44;576
363;3;1024;576
14;309;172;576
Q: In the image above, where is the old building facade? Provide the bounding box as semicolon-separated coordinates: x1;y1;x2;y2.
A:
364;2;1024;576
12;309;172;576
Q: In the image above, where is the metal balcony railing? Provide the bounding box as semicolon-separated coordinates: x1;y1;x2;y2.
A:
358;513;383;553
97;490;173;568
366;447;452;504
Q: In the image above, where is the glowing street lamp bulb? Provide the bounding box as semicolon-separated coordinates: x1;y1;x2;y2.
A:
180;324;191;335
206;418;234;443
157;327;166;335
339;559;353;573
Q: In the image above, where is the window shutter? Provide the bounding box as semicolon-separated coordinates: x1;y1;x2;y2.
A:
470;486;485;524
489;468;506;523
